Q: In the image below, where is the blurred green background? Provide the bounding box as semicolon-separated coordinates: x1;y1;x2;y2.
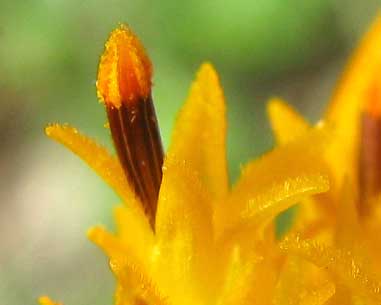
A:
0;0;379;304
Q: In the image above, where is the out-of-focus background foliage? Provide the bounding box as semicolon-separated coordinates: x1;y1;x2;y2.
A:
0;0;379;304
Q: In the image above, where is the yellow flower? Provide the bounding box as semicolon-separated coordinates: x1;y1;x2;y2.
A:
268;15;381;303
38;296;63;305
43;25;331;305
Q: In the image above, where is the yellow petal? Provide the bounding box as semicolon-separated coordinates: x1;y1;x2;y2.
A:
300;281;336;305
217;244;279;305
114;284;131;305
38;296;62;305
45;124;143;214
267;99;332;234
274;256;335;305
327;15;381;120
155;157;215;302
221;128;330;234
325;15;381;187
167;63;229;202
114;205;154;264
111;258;170;305
267;97;311;145
88;226;128;262
280;236;381;303
326;286;352;305
334;179;360;250
88;225;157;294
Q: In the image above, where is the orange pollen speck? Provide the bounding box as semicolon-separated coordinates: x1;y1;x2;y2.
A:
96;24;152;108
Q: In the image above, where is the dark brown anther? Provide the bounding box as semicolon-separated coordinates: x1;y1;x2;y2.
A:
106;97;163;227
96;25;163;228
358;82;381;218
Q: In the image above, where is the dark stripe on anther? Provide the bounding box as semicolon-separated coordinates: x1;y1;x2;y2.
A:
358;112;381;217
106;96;163;228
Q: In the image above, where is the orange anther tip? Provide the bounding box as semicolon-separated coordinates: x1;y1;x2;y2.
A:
96;24;152;108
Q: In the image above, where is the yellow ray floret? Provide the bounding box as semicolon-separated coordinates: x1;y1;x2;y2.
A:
114;205;155;263
267;98;310;145
327;15;381;123
111;258;169;305
221;127;330;234
168;63;229;203
45;124;143;215
268;16;381;192
325;15;381;189
267;14;381;304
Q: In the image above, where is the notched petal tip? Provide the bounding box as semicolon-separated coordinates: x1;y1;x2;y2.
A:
96;24;152;108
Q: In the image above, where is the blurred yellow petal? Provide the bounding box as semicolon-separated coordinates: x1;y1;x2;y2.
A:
221;128;330;233
45;124;142;214
38;296;62;305
301;281;335;305
267;98;335;234
114;284;130;305
217;244;279;305
167;63;229;202
327;15;381;121
280;236;381;303
88;226;128;262
274;256;335;305
324;15;381;188
267;97;311;145
334;180;360;250
114;205;154;263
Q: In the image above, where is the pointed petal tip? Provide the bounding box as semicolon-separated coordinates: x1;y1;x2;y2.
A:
267;97;289;113
167;60;228;200
196;62;220;83
199;61;216;72
327;13;381;120
266;97;310;144
86;225;103;242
